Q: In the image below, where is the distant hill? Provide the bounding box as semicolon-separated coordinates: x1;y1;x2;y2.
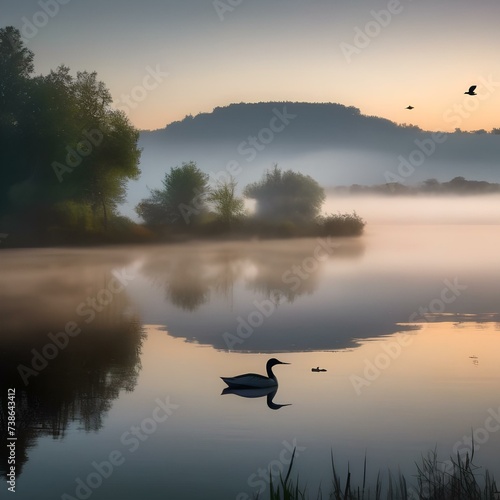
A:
122;102;500;217
141;101;500;161
143;102;404;148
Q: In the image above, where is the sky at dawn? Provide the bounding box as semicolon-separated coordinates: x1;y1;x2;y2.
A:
3;0;500;131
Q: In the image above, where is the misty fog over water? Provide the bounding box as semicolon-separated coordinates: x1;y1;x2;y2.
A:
121;103;500;220
1;198;499;349
3;0;500;495
1;209;500;499
323;194;500;224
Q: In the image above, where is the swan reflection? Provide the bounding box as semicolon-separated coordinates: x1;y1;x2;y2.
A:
221;386;291;410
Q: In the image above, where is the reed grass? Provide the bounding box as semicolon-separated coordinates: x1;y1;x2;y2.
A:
255;446;500;500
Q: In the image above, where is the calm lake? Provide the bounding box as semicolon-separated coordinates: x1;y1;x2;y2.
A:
1;223;500;499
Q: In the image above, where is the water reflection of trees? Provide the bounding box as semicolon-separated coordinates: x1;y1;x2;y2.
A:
0;252;145;478
242;247;319;303
164;259;212;311
0;316;144;478
142;239;365;310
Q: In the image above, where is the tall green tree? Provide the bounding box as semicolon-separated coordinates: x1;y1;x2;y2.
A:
136;161;210;226
244;164;325;223
49;70;141;231
0;26;141;239
208;178;245;228
0;26;34;111
0;26;36;219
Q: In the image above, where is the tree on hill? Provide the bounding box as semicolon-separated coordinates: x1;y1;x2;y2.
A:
244;165;325;223
136;161;210;227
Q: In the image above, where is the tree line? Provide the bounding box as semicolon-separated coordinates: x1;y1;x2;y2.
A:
0;26;364;246
0;26;140;245
135;162;365;239
331;177;500;196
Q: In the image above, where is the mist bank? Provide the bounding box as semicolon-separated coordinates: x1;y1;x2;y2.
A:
330;177;500;195
122;102;500;218
323;194;500;225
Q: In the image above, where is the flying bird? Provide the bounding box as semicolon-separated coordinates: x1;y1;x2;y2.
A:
221;358;289;389
405;105;414;110
464;85;477;96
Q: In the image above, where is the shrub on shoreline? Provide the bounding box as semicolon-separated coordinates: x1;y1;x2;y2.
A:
316;212;365;237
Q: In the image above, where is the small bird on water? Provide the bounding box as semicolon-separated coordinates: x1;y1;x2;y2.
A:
405;105;414;110
221;358;289;389
464;85;477;95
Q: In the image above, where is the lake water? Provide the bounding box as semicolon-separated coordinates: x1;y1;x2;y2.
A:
1;224;500;499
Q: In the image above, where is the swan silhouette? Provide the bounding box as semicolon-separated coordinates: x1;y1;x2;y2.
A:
221;358;289;389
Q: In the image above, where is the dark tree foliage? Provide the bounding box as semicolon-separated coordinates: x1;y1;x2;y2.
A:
0;26;141;243
0;27;36;218
244;164;325;223
136;161;210;227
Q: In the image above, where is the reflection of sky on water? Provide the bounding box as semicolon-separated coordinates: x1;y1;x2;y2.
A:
13;322;499;500
2;225;499;353
1;224;500;498
128;225;500;352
